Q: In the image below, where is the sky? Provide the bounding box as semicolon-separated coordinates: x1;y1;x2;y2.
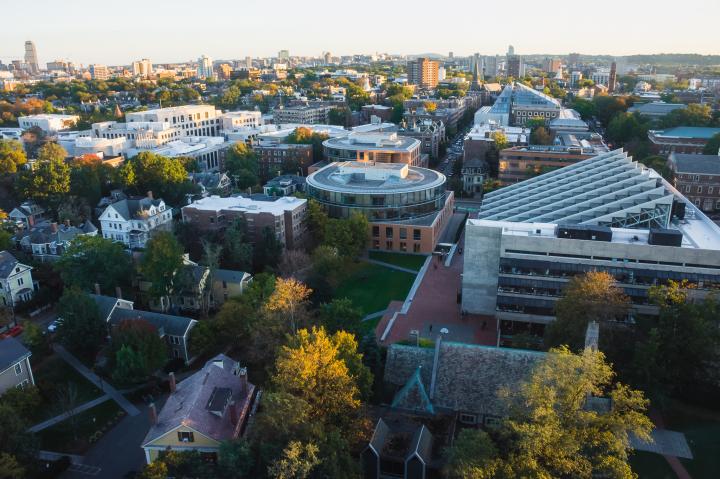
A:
2;0;719;66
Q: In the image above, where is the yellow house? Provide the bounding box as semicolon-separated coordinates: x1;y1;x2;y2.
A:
141;355;256;463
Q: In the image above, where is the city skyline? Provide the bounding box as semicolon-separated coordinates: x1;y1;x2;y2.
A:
2;0;719;65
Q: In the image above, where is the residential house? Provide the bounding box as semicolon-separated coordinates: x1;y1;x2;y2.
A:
362;417;439;479
99;194;173;248
8;201;45;228
190;172;232;197
91;294;196;363
16;220;98;261
262;175;306;197
0;251;35;306
212;269;252;305
461;158;487;197
142;354;256;463
0;337;34;394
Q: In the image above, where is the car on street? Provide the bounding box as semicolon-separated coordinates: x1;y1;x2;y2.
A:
47;318;62;333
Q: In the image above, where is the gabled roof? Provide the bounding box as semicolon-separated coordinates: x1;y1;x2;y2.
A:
391;366;434;414
0;251;30;278
214;269;251;284
0;337;30;374
142;354;255;446
89;294;129;322
406;425;433;464
478;149;676;229
670;153;720;175
109;307;195;338
103;198;165;221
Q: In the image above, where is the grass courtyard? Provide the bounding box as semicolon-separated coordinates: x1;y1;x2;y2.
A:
665;402;720;478
32;355;103;422
37;400;125;454
368;251;428;271
335;261;417;316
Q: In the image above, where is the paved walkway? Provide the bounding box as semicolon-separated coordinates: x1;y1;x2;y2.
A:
53;345;141;417
29;395;112;433
365;258;419;274
649;412;694;479
376;231;497;345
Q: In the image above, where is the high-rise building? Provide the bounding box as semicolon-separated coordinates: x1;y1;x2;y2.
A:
543;58;562;74
570;71;583;87
324;51;332;65
278;50;289;61
132;58;153;78
568;52;580;68
245;56;253;69
448;51;454;59
608;62;617;93
507;45;515;56
506;55;524;78
197;55;214;79
484;55;499;77
407;57;439;89
24;41;38;74
89;64;109;80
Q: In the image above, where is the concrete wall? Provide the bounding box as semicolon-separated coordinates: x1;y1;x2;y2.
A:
462;223;501;314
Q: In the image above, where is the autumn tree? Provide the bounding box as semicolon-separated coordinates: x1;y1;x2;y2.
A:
16;143;70;208
545;271;631;350
267;441;320;479
265;277;312;333
530;126;553;145
0;139;27;174
447;347;652;479
111;319;167;383
443;429;498;479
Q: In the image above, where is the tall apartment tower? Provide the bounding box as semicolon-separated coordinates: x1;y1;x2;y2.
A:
197;55;214;79
506;55;524;78
278;50;290;61
407;57;439;89
24;41;39;74
608;61;617;93
132;58;153;78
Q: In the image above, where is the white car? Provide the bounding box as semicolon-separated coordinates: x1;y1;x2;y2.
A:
47;318;62;333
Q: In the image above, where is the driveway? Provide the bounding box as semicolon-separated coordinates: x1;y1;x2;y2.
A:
61;399;165;479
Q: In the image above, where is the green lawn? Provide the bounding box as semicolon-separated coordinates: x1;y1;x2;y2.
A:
630;451;676;479
335;262;417;316
663;402;720;478
368;251;428;271
32;355;103;422
37;400;125;454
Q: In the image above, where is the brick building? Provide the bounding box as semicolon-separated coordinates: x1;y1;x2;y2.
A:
669;152;720;213
498;145;599;184
649;127;720;156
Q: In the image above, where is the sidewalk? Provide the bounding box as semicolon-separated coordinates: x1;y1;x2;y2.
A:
364;258;420;274
28;395;112;433
52;344;141;417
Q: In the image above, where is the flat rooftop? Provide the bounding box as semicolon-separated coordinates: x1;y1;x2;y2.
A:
307;161;445;194
184;194;305;215
651;126;720;139
323;132;420;152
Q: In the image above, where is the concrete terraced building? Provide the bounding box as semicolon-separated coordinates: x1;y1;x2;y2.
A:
462;149;720;342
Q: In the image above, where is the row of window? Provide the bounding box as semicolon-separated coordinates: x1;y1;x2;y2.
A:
372;226;422;241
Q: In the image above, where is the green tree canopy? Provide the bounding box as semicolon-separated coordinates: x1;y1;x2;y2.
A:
140;231;185;301
119;151;193;205
703;132;720;155
111;319;167;383
56;235;134;294
16;143;70;208
225;142;259;189
57;288;105;359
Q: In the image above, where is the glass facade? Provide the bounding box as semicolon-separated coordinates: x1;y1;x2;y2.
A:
307;184;448;221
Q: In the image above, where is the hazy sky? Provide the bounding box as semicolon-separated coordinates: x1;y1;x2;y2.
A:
2;0;719;65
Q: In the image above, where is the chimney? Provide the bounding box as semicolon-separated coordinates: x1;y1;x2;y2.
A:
28;215;34;227
168;372;176;393
238;367;248;395
50;222;59;233
584;321;600;351
229;401;239;425
148;403;158;425
94;283;101;295
147;190;153;200
115;286;123;299
429;333;443;400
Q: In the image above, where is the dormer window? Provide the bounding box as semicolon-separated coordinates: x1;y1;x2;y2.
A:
15;267;19;273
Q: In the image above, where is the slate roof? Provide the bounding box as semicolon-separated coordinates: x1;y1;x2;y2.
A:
384;341;544;417
0;337;31;373
670;153;720;175
109;198;164;221
0;251;28;278
213;269;250;284
18;221;97;246
89;294;126;321
109;308;195;337
142;354;255;445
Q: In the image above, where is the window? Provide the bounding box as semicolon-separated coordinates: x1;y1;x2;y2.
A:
413;229;421;241
14;362;22;375
459;413;477;424
178;431;195;442
399;228;407;240
413;243;421;253
372;226;380;237
17;278;23;286
697;186;703;193
709;187;714;194
385;227;393;239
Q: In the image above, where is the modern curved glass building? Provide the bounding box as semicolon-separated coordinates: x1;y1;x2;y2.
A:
322;131;426;167
307;161;454;253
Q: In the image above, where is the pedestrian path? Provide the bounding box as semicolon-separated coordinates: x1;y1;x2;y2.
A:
53;344;141;416
365;258;420;274
29;395;112;432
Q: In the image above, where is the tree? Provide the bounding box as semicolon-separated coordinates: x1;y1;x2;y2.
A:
112;319;167;381
273;327;360;422
56;236;134;294
254;226;282;271
278;249;311;279
112;344;146;385
119;151;195;205
218;439;254;479
57;288;106;358
0;453;24;479
267;441;320;479
661;103;713;128
0;403;36;466
56;382;80;440
490;346;652;479
188;319;220;356
319;298;363;335
223;217;253;271
491;131;508;151
0;139;27;174
423;101;437;113
266;277;312;333
225;142;259;189
305;199;328;245
332;330;373;400
328;107;350;127
530;126;553;145
704;132;720;155
140;231;184;304
16;145;70;208
545;271;631;351
324;213;368;259
0;385;42;422
443;429;498;479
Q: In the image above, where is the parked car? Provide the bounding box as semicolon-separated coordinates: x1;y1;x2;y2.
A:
47;318;62;333
0;324;23;339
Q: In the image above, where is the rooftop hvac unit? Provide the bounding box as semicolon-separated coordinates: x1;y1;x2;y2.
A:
648;228;683;247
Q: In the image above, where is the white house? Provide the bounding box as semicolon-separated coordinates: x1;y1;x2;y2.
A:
99;195;173;248
0;251;35;306
18;114;79;134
